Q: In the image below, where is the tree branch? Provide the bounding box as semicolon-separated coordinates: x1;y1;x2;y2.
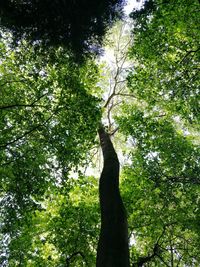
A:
0;92;49;110
179;47;200;64
132;227;166;267
0;109;58;149
0;104;47;110
66;251;88;267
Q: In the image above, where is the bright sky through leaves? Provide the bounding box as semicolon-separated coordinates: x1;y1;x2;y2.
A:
124;0;144;15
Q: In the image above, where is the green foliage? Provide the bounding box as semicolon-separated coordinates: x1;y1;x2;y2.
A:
129;0;200;125
115;1;200;265
0;35;101;266
0;1;200;266
121;164;200;266
6;176;99;266
117;105;200;266
0;0;125;58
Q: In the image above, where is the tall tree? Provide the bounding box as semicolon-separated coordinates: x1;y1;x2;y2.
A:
97;126;130;267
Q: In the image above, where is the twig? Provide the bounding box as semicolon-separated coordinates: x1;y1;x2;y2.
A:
0;92;49;110
66;251;88;267
0;108;59;149
0;104;47;110
179;47;200;64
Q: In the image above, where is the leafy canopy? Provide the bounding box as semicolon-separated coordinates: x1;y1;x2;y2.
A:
0;35;102;266
0;0;125;58
0;0;200;266
115;0;200;265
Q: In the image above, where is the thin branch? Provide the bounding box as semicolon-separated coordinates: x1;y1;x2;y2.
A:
156;254;171;267
66;251;88;267
104;67;123;108
28;92;50;105
116;79;127;84
165;175;200;185
0;109;58;149
107;99;114;128
104;91;116;108
110;127;119;136
115;93;136;98
0;104;47;110
132;227;166;267
104;44;128;108
179;47;200;64
176;255;183;267
0;92;49;110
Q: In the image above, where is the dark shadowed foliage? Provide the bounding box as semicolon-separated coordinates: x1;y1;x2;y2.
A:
0;0;125;58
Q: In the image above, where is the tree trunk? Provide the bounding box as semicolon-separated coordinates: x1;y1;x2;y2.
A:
96;126;130;267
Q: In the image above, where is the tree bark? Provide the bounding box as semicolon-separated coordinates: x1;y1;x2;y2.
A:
96;126;130;267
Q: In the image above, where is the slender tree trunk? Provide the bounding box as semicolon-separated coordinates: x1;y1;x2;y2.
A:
96;126;130;267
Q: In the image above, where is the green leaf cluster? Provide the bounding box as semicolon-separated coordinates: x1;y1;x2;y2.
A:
0;35;101;266
115;1;200;265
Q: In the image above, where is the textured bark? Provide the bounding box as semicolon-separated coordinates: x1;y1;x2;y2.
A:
96;127;130;267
